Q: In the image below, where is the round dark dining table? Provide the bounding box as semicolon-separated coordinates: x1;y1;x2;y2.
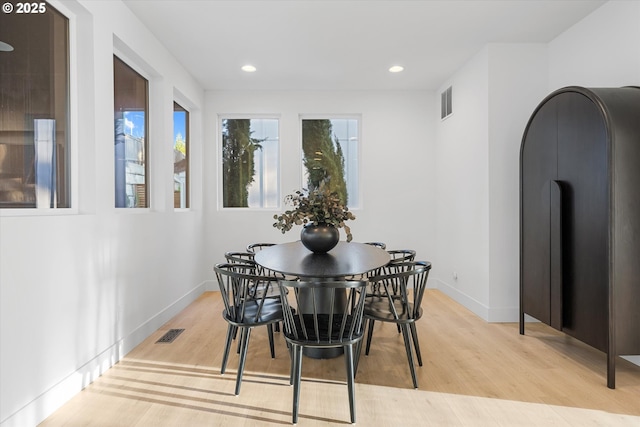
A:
253;241;391;279
254;241;391;359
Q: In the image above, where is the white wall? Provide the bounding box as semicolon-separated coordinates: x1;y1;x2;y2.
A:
434;48;491;316
432;44;547;321
204;90;437;274
0;1;206;426
548;0;640;90
434;0;640;323
487;44;548;321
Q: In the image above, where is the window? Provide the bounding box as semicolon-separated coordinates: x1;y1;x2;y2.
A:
221;117;279;208
173;102;189;209
0;3;70;208
301;118;359;208
113;56;148;208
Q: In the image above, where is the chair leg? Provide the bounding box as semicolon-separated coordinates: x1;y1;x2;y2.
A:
235;327;252;395
221;324;234;374
344;344;357;424
291;344;303;424
354;338;363;377
400;324;418;389
409;322;423;366
287;342;294;385
365;319;375;355
267;324;276;358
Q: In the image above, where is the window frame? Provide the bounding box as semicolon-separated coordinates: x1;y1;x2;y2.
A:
299;114;362;210
218;114;281;210
173;101;190;210
0;0;78;216
113;53;150;209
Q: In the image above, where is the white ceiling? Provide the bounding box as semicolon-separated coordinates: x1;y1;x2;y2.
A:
122;0;606;91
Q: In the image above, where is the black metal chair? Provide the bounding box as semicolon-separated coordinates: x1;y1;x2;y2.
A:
214;263;284;395
229;248;285;278
364;241;387;250
225;249;285;281
224;250;255;265
359;248;417;291
246;244;300;282
278;278;368;424
387;249;416;264
362;261;431;389
354;247;414;281
246;242;276;253
225;249;285;324
380;250;417;297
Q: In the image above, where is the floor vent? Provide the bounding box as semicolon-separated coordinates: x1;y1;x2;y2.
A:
156;328;185;343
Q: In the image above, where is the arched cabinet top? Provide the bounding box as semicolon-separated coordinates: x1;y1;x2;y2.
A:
520;86;640;160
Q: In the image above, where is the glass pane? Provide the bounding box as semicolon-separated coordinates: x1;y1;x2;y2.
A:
113;56;148;208
0;4;70;208
301;118;359;208
173;102;189;209
221;118;279;208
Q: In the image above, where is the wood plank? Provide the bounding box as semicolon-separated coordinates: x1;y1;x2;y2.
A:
40;290;640;426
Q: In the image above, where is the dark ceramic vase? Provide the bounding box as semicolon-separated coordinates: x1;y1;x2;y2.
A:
300;223;340;253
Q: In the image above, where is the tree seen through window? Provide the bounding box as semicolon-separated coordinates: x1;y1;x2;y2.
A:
221;118;279;208
301;118;359;208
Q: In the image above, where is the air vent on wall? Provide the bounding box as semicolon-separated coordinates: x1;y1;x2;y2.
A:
441;86;452;119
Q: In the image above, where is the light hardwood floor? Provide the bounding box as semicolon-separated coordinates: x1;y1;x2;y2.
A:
40;290;640;426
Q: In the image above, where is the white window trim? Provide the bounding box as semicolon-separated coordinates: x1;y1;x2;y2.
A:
112;37;159;213
217;114;282;211
172;94;193;212
298;114;362;210
0;0;78;217
173;89;199;213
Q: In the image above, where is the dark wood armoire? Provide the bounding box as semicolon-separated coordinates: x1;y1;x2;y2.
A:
519;86;640;388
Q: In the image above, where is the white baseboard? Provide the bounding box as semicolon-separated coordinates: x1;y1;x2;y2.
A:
434;278;520;322
622;356;640;367
434;278;489;321
486;307;521;323
1;282;206;427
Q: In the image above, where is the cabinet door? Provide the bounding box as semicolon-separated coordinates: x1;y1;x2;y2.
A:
521;98;559;326
557;92;609;352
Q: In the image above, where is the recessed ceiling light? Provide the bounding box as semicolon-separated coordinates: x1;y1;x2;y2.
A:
241;64;257;72
389;65;404;73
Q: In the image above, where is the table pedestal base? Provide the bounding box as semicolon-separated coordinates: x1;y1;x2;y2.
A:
299;286;347;359
304;347;343;359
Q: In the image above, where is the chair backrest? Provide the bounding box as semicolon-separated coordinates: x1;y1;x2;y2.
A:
224;251;256;264
246;243;276;253
214;263;282;326
361;247;412;279
367;261;432;321
364;242;387;250
387;249;416;264
278;279;368;347
225;250;268;275
226;249;283;277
